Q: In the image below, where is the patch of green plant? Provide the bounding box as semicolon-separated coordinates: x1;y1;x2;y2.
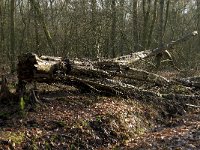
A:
172;84;189;94
95;115;102;122
20;97;25;110
1;132;25;145
70;144;76;150
44;141;51;149
30;142;38;150
80;119;88;127
50;134;59;142
134;125;146;135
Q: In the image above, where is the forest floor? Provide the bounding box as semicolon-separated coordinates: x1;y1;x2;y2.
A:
0;71;199;150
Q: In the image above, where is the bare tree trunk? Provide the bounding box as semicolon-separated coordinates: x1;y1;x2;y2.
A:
163;0;170;33
10;0;15;72
119;0;125;55
18;1;30;55
147;0;158;49
197;0;200;47
132;0;139;51
142;0;151;49
29;0;56;55
91;0;97;58
158;0;164;47
154;0;164;69
102;1;110;58
33;6;40;54
0;0;5;54
110;0;117;58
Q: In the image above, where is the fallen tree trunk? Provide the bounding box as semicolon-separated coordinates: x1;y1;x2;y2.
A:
17;53;171;88
16;31;199;100
17;53;71;82
175;76;200;88
114;31;198;65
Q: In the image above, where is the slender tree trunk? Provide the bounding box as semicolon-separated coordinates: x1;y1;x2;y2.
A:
29;0;56;55
10;0;15;72
147;0;158;49
132;0;139;51
0;0;5;54
158;0;164;46
110;0;117;58
102;0;110;58
18;1;29;55
163;0;170;33
119;0;125;55
142;0;151;49
91;0;97;58
33;7;40;54
197;0;200;47
155;0;164;69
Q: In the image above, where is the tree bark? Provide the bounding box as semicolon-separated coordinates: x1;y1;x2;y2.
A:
154;0;165;69
119;0;125;55
147;0;157;49
0;0;5;55
132;0;139;51
90;0;97;58
142;0;151;49
10;0;15;72
197;0;200;47
110;0;117;58
29;0;56;55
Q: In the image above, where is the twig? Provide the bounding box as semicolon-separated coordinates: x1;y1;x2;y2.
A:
186;104;200;108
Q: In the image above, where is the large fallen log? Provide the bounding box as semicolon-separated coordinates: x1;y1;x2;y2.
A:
16;31;199;100
17;52;171;89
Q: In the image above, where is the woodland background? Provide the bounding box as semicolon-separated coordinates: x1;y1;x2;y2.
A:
0;1;200;149
0;0;200;71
